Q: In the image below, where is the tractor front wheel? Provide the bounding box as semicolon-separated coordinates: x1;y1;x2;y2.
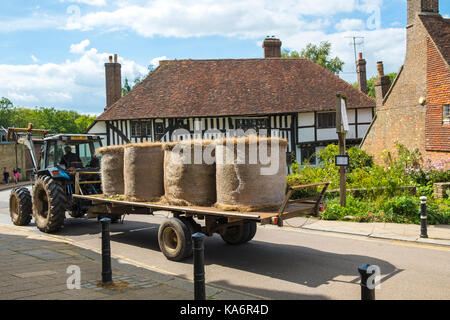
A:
32;176;66;233
9;187;32;226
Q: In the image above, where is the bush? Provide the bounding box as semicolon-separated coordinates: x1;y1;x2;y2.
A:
288;142;449;224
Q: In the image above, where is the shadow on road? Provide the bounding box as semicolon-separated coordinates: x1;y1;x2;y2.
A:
56;218;402;291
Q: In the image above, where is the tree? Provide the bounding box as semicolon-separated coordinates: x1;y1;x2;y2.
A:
0;97;96;134
282;41;345;75
353;72;397;98
0;97;14;128
122;65;155;96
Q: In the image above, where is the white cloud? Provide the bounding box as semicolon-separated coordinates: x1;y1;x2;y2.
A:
63;0;384;38
335;19;365;32
70;39;91;54
283;27;406;83
0;41;148;113
150;56;166;68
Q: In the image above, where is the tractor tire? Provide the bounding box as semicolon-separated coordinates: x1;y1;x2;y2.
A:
9;187;32;226
32;176;66;233
158;218;192;261
220;222;251;245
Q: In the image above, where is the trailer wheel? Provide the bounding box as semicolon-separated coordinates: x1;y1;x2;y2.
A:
244;221;257;242
9;187;32;226
220;222;251;245
32;176;66;233
179;217;202;234
158;218;192;261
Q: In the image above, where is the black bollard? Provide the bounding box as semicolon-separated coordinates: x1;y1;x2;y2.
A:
420;196;428;238
358;264;375;300
192;232;206;300
100;217;113;285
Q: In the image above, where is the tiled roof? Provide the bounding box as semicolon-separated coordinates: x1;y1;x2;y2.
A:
97;58;375;121
420;14;450;67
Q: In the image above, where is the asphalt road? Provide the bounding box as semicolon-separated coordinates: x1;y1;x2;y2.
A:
1;187;449;300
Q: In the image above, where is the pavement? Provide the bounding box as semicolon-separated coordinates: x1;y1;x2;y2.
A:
0;181;32;192
281;217;450;247
0;223;257;300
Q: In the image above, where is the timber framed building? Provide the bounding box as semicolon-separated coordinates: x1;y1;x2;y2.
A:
89;38;375;166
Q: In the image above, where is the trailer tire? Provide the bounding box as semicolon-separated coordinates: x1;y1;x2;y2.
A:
32;176;66;233
9;187;32;226
179;217;202;234
220;222;251;245
158;218;192;261
244;221;257;242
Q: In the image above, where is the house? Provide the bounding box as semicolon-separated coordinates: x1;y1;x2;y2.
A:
88;38;375;166
361;0;450;165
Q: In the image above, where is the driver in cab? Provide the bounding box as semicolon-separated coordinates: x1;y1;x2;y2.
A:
60;146;82;169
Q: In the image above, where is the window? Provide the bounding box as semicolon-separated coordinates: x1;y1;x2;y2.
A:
301;146;316;165
317;112;336;129
155;122;165;135
131;121;152;137
236;118;268;130
443;105;450;124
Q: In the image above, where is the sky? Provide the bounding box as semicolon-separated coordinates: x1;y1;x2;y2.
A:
0;0;449;115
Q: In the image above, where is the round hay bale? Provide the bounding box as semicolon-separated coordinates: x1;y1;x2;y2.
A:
215;136;288;212
123;142;164;202
96;145;125;197
162;140;216;206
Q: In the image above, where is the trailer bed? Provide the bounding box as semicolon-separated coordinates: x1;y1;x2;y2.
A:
72;182;329;226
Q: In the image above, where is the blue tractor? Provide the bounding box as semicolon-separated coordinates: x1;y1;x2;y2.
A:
7;125;108;233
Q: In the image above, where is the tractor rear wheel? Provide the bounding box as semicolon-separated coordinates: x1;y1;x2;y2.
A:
9;187;32;226
32;176;66;233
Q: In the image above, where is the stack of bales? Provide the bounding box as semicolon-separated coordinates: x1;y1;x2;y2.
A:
97;135;288;212
214;136;288;212
123;142;164;202
96;145;125;197
162;140;216;206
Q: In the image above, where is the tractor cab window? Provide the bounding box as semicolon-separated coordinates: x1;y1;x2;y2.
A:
47;142;57;167
78;141;101;168
56;141;82;169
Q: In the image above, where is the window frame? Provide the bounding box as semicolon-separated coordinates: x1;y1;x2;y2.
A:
443;105;450;124
317;112;336;129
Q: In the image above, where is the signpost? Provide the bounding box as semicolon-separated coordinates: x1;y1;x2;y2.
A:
336;94;349;207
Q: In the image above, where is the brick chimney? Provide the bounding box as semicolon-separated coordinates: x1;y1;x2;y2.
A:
262;37;282;58
374;61;391;107
408;0;439;25
105;54;122;110
356;52;368;94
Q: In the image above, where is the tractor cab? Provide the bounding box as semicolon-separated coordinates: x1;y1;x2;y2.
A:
40;134;102;173
7;125;117;233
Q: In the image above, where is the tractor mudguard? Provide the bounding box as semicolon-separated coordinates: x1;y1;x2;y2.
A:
39;168;71;180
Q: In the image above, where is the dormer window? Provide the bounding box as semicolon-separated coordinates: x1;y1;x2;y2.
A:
444;105;450;124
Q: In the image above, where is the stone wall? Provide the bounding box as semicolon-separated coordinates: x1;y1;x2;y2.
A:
0;143;30;181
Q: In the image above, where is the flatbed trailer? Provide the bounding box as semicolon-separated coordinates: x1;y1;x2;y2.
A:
72;182;329;261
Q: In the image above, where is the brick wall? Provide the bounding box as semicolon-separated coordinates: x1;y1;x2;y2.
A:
362;15;428;163
425;37;450;152
362;12;449;166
